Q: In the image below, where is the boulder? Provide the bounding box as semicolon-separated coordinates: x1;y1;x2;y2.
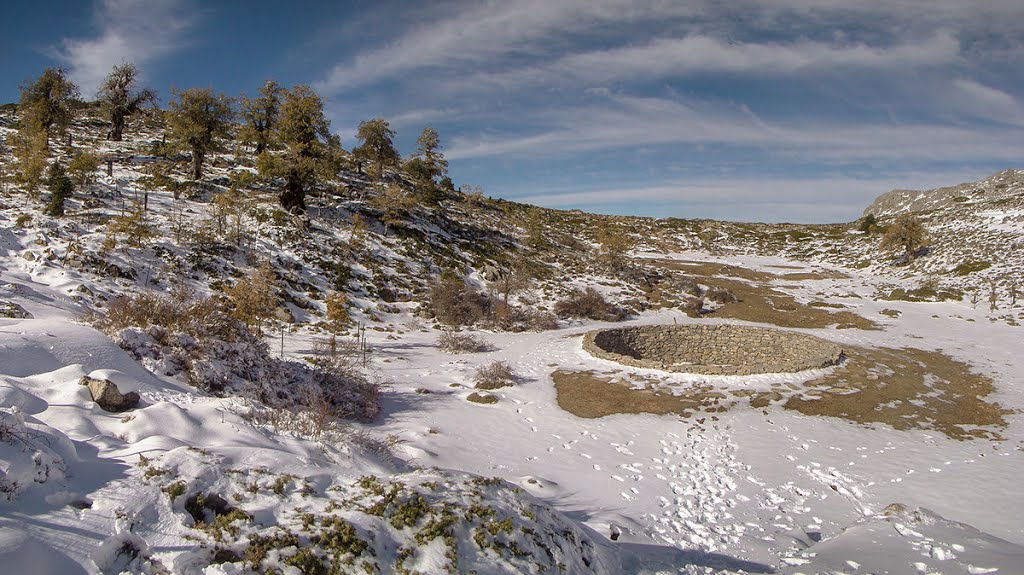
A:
79;376;140;412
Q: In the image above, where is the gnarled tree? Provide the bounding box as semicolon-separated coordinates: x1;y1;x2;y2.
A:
353;118;399;180
18;67;79;151
238;80;283;155
258;84;339;213
879;214;929;262
166;88;234;180
97;63;156;141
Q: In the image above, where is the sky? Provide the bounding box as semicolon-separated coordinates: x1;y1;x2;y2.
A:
2;0;1024;223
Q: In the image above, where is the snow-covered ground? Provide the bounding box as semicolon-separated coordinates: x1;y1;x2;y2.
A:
3;241;1023;574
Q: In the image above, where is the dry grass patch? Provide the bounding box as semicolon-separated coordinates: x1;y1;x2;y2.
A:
698;276;877;329
650;259;876;329
552;370;726;419
784;345;1009;441
554;345;1008;441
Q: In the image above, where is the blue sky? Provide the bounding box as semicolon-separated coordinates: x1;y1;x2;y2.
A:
3;0;1024;223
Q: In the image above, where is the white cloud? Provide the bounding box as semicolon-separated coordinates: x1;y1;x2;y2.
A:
315;0;700;94
949;79;1024;126
445;93;1024;165
463;31;961;91
513;169;995;223
52;0;195;96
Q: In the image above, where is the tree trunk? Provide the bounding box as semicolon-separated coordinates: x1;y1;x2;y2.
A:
280;168;306;213
191;146;204;180
109;110;125;141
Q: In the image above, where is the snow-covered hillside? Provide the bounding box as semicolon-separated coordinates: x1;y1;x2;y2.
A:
2;108;1024;574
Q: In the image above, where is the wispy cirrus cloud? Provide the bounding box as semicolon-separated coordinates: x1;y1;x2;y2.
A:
445;93;1024;164
51;0;196;96
513;169;995;223
313;0;1024;222
458;31;962;93
315;0;701;94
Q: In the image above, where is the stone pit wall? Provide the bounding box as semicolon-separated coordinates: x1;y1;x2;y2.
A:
583;324;844;375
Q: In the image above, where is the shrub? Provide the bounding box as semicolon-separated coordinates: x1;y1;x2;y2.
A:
98;287;237;341
705;286;738;304
68;149;101;186
484;304;558;332
473;361;517;390
438;331;493;353
95;289;380;421
857;213;878;234
554;287;626;321
428;273;489;327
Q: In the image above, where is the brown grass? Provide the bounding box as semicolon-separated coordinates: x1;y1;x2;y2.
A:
651;259;877;329
784;345;1009;440
554;345;1008;440
552;370;725;419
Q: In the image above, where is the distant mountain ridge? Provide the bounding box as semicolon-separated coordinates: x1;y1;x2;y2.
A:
864;169;1024;217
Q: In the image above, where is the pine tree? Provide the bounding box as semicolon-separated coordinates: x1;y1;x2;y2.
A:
353;118;398;180
97;63;156;141
238;80;284;155
44;161;74;216
12;127;49;198
68;149;101;187
166;88;234;180
18;68;79;151
416;127;447;181
225;262;278;335
257;84;339;213
325;292;350;333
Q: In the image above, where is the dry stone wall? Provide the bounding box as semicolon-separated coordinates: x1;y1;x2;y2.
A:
583;324;843;375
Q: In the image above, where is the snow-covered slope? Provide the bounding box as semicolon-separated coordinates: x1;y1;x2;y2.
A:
2;109;1024;574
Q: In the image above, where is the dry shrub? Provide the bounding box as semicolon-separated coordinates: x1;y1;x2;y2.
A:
308;337;382;422
473;360;517;390
99;287;238;341
705;286;739;304
95;289;381;421
429;274;490;327
438;331;493;353
466;392;498;405
554;287;626;321
485;303;558;332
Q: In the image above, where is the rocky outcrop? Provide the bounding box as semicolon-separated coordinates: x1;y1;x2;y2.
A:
583;324;843;375
79;375;140;412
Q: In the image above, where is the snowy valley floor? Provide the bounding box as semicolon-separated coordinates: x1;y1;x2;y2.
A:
2;251;1024;574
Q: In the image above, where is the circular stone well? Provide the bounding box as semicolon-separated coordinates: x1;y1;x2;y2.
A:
583;324;843;375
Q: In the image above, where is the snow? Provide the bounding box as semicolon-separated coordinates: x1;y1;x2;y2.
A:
2;117;1024;572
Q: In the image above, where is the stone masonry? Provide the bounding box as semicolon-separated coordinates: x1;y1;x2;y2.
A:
582;324;844;375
